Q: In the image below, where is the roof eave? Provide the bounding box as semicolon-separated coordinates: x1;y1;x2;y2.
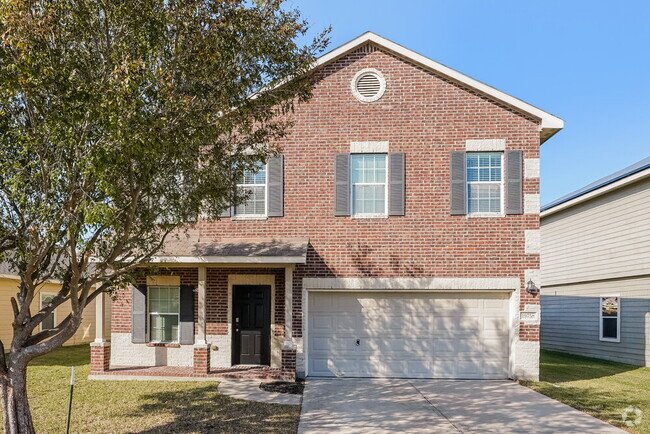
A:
541;165;650;218
149;255;307;264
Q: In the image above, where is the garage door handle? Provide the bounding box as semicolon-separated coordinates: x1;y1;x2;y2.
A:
355;339;360;346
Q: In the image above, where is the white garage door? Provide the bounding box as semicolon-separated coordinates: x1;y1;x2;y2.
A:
307;292;510;379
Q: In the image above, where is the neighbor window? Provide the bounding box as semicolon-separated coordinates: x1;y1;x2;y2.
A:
600;296;620;342
148;285;180;342
40;294;55;331
235;163;267;216
351;154;387;216
466;152;503;214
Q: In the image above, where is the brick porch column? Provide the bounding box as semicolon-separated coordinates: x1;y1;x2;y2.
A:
90;342;111;373
193;344;210;375
281;265;297;380
90;290;111;373
281;349;297;381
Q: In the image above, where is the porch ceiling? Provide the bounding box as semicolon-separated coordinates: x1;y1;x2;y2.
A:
151;237;309;264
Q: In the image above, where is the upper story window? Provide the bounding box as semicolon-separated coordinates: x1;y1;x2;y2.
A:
148;285;180;343
351;154;387;216
467;152;503;214
235;163;267;217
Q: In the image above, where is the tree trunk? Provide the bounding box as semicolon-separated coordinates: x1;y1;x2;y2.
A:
1;363;35;434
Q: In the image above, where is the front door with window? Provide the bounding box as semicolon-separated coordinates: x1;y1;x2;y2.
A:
232;285;271;365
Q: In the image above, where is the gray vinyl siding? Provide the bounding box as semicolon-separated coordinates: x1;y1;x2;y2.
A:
541;176;650;366
540;277;650;366
541;177;650;286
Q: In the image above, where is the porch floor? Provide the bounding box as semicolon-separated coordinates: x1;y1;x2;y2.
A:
92;365;294;381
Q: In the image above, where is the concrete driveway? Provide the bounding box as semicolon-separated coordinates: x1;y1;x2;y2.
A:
298;379;623;433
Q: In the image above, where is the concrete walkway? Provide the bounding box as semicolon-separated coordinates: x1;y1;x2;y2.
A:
299;379;623;433
218;379;301;405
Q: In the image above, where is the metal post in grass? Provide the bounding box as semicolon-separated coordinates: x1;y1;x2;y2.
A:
66;365;75;434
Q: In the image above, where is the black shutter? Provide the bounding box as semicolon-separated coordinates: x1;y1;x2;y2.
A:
267;155;284;217
179;285;195;345
506;150;523;215
334;153;351;216
388;152;405;216
132;284;147;343
450;151;467;215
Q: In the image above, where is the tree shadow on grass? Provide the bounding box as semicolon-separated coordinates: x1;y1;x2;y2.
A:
128;384;299;433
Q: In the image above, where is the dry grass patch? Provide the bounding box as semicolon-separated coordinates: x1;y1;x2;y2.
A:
2;345;300;433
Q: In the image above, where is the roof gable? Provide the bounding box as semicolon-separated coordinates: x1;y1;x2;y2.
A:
315;32;563;143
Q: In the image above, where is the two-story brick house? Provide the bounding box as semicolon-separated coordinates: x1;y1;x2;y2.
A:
89;32;563;381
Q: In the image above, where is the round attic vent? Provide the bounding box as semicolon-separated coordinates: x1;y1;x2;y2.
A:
351;68;386;102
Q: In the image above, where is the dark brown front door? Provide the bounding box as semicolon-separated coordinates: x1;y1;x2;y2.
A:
232;285;271;365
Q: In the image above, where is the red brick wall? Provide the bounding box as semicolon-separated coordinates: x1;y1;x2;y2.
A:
111;267;198;334
201;45;540;341
111;44;541;343
205;267;285;336
111;267;285;337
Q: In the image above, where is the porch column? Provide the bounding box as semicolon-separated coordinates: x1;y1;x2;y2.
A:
193;266;210;375
197;266;207;345
94;290;107;343
90;290;111;373
284;265;294;345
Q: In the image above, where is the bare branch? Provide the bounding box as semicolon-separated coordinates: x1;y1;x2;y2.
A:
0;339;6;374
25;282;108;346
10;297;19;319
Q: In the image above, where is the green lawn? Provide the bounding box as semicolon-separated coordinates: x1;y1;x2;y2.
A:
524;350;650;433
1;345;300;433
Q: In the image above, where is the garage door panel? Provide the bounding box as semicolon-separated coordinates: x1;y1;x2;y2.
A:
308;292;510;379
335;315;358;332
359;358;407;376
360;315;405;332
482;337;509;356
311;314;334;331
484;298;507;309
433;315;481;332
483;316;508;331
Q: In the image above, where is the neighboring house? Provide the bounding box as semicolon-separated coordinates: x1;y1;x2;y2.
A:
540;157;650;366
91;32;563;381
0;262;111;347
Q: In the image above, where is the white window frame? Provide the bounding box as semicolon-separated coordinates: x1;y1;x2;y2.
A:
40;293;57;332
234;163;268;218
147;285;181;343
466;152;504;216
351;153;388;218
599;294;621;343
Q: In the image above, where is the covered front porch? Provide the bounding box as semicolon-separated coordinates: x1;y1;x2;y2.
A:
90;237;306;381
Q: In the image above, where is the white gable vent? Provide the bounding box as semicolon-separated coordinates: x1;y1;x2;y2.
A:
351;68;386;103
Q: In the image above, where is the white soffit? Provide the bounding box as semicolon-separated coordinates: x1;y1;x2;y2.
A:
315;32;564;142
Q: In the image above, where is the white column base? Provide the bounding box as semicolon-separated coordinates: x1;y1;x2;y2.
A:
512;340;540;381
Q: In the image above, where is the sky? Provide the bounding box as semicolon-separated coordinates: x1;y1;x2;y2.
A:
287;0;650;205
